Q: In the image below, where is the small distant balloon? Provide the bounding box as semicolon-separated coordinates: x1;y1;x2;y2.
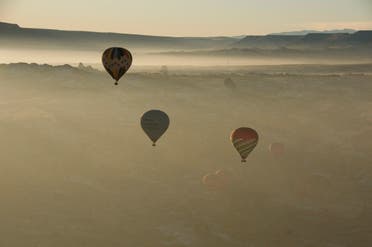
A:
160;65;169;77
202;173;221;190
224;77;236;89
202;170;230;190
215;169;229;177
102;47;132;85
269;142;285;156
215;169;231;186
141;110;170;146
231;127;259;163
202;173;223;190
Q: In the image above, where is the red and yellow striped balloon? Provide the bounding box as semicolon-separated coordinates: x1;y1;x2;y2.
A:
230;127;259;163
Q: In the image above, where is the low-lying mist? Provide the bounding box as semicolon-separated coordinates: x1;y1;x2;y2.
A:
0;62;371;246
1;48;371;67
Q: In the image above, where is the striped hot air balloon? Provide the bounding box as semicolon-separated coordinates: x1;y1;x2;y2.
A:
102;47;132;85
230;127;259;163
141;110;170;146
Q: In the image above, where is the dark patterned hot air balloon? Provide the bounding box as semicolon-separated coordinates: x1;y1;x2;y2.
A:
102;47;132;85
141;110;170;146
230;127;259;163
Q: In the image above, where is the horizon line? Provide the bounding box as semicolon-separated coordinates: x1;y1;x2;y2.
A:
1;20;369;38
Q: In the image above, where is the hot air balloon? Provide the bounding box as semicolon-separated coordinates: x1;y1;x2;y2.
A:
215;169;228;177
269;142;285;156
224;77;236;89
160;65;169;77
141;110;170;146
215;169;231;186
102;47;132;85
230;127;259;163
202;170;231;190
202;173;223;190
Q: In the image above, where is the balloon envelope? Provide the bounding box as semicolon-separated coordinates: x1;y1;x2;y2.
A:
202;170;231;190
202;173;224;190
230;127;259;162
215;169;230;186
269;142;285;156
141;110;170;146
224;77;236;89
102;47;132;84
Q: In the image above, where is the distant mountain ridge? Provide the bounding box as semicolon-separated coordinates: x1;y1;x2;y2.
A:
0;22;20;30
270;29;356;36
0;22;237;51
234;31;372;49
0;22;371;51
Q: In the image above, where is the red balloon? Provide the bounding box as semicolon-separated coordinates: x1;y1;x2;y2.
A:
269;142;285;156
215;169;231;186
202;169;233;190
231;127;259;163
202;173;221;190
203;171;230;189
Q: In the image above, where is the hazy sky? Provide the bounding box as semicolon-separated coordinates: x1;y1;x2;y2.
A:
1;0;372;36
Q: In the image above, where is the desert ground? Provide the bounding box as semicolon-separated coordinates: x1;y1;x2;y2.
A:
0;63;371;247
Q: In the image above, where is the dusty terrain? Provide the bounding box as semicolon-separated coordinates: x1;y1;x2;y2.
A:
0;63;371;247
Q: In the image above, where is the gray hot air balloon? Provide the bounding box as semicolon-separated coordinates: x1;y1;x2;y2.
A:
141;110;170;146
224;77;236;89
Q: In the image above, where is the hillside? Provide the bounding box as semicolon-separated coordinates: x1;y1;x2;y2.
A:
1;22;371;52
234;31;372;49
270;29;356;36
2;22;371;65
0;22;237;51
